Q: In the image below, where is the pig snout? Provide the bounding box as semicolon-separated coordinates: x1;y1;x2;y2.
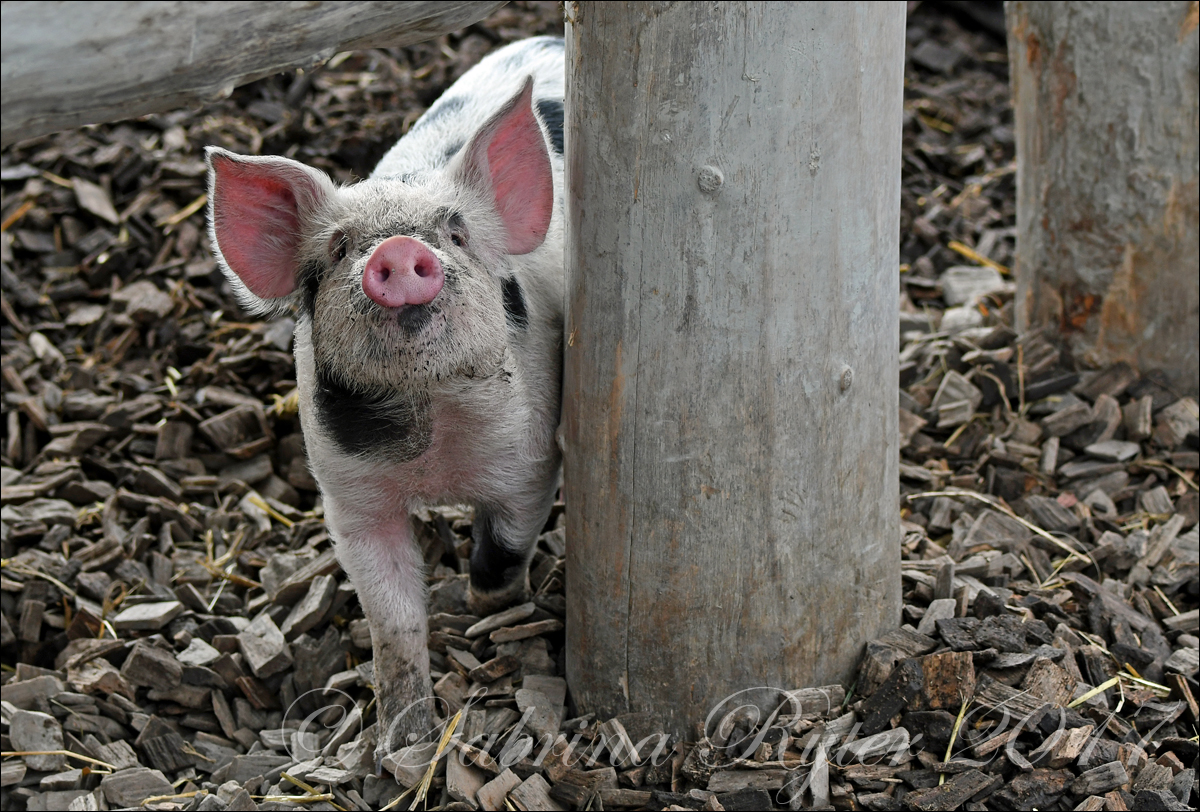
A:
362;236;445;308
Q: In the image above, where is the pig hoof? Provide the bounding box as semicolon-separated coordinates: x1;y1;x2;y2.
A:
467;579;529;616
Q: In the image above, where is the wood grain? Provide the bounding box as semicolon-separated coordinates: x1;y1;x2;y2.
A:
562;1;905;738
1007;2;1199;394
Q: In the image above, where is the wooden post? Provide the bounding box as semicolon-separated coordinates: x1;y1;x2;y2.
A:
1007;2;1200;394
563;2;905;738
0;1;504;147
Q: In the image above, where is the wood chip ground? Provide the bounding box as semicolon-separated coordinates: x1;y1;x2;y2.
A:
2;3;1196;811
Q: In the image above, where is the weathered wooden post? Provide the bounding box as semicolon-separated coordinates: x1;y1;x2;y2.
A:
1007;2;1199;394
563;2;905;738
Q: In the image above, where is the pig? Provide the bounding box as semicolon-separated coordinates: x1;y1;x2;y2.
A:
204;36;565;761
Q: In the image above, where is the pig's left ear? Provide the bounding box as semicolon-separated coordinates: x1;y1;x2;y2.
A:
452;77;553;255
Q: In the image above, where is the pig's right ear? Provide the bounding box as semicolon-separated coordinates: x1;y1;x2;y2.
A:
205;147;336;303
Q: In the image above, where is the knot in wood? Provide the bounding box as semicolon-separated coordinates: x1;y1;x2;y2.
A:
697;165;724;194
840;366;854;392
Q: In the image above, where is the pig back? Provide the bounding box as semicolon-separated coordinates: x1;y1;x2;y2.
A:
372;36;565;178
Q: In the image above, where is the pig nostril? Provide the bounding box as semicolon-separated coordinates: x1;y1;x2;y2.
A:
414;262;430;278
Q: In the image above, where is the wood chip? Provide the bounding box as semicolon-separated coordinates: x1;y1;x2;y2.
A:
99;767;173;808
477;768;523;811
1071;761;1129;796
280;572;336;638
489;618;563;643
508;773;565;812
8;710;67;771
237;613;292;678
465;602;537;638
110;600;184;631
904;768;997;810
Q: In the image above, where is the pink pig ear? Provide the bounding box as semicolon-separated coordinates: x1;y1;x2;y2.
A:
452;77;554;255
205;147;335;299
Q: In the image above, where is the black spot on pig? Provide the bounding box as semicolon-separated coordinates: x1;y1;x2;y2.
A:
409;96;467;134
535;99;564;155
313;372;431;460
470;510;528;594
443;140;463;162
501;277;528;330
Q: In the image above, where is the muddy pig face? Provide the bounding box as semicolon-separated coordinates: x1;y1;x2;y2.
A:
205;79;553;400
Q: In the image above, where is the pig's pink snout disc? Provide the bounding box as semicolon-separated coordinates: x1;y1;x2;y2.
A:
362;236;445;308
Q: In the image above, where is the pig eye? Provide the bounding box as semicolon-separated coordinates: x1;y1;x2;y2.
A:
330;232;348;263
445;212;468;248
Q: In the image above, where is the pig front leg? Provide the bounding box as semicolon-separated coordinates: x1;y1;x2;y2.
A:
327;511;435;764
468;466;560;614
